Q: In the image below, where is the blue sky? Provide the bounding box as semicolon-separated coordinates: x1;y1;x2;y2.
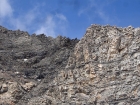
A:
0;0;140;39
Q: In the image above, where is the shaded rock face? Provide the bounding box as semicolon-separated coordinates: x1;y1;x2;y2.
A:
0;25;140;105
0;26;79;105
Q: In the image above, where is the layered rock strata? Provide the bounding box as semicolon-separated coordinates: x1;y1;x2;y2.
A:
0;25;140;105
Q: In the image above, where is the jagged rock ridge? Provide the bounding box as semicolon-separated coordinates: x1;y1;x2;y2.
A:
0;25;140;105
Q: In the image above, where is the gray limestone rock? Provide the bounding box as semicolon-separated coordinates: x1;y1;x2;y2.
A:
0;25;140;105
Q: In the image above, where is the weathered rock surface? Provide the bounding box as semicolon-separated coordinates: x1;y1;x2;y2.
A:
0;25;140;105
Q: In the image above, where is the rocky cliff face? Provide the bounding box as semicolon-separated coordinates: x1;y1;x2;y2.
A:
0;25;140;105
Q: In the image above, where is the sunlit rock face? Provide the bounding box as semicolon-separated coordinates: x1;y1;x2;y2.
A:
0;25;140;105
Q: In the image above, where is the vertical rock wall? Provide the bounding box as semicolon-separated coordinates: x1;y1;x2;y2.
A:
0;25;140;105
29;25;140;105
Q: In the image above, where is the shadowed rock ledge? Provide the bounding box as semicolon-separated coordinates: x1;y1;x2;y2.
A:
0;25;140;105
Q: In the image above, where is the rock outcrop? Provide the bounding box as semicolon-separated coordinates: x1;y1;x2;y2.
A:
0;25;140;105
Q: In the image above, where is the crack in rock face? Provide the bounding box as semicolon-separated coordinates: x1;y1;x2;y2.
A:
0;25;140;105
